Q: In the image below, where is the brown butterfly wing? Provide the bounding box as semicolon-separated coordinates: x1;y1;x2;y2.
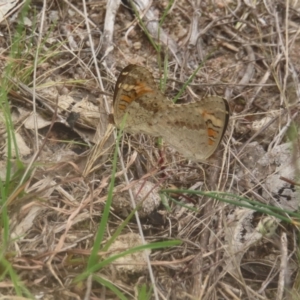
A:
113;65;169;135
154;97;229;160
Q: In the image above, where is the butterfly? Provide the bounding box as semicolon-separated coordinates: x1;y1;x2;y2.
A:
113;64;229;160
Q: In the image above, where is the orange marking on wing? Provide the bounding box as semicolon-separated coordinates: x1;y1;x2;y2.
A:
135;82;154;97
208;139;215;146
207;128;218;138
118;104;126;110
202;110;214;120
121;95;134;103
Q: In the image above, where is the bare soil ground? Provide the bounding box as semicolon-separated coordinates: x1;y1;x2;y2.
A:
0;0;300;299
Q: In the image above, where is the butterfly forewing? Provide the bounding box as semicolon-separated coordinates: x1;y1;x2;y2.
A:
113;65;161;127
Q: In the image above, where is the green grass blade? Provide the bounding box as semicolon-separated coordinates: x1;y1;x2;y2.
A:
76;240;180;282
93;275;129;300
